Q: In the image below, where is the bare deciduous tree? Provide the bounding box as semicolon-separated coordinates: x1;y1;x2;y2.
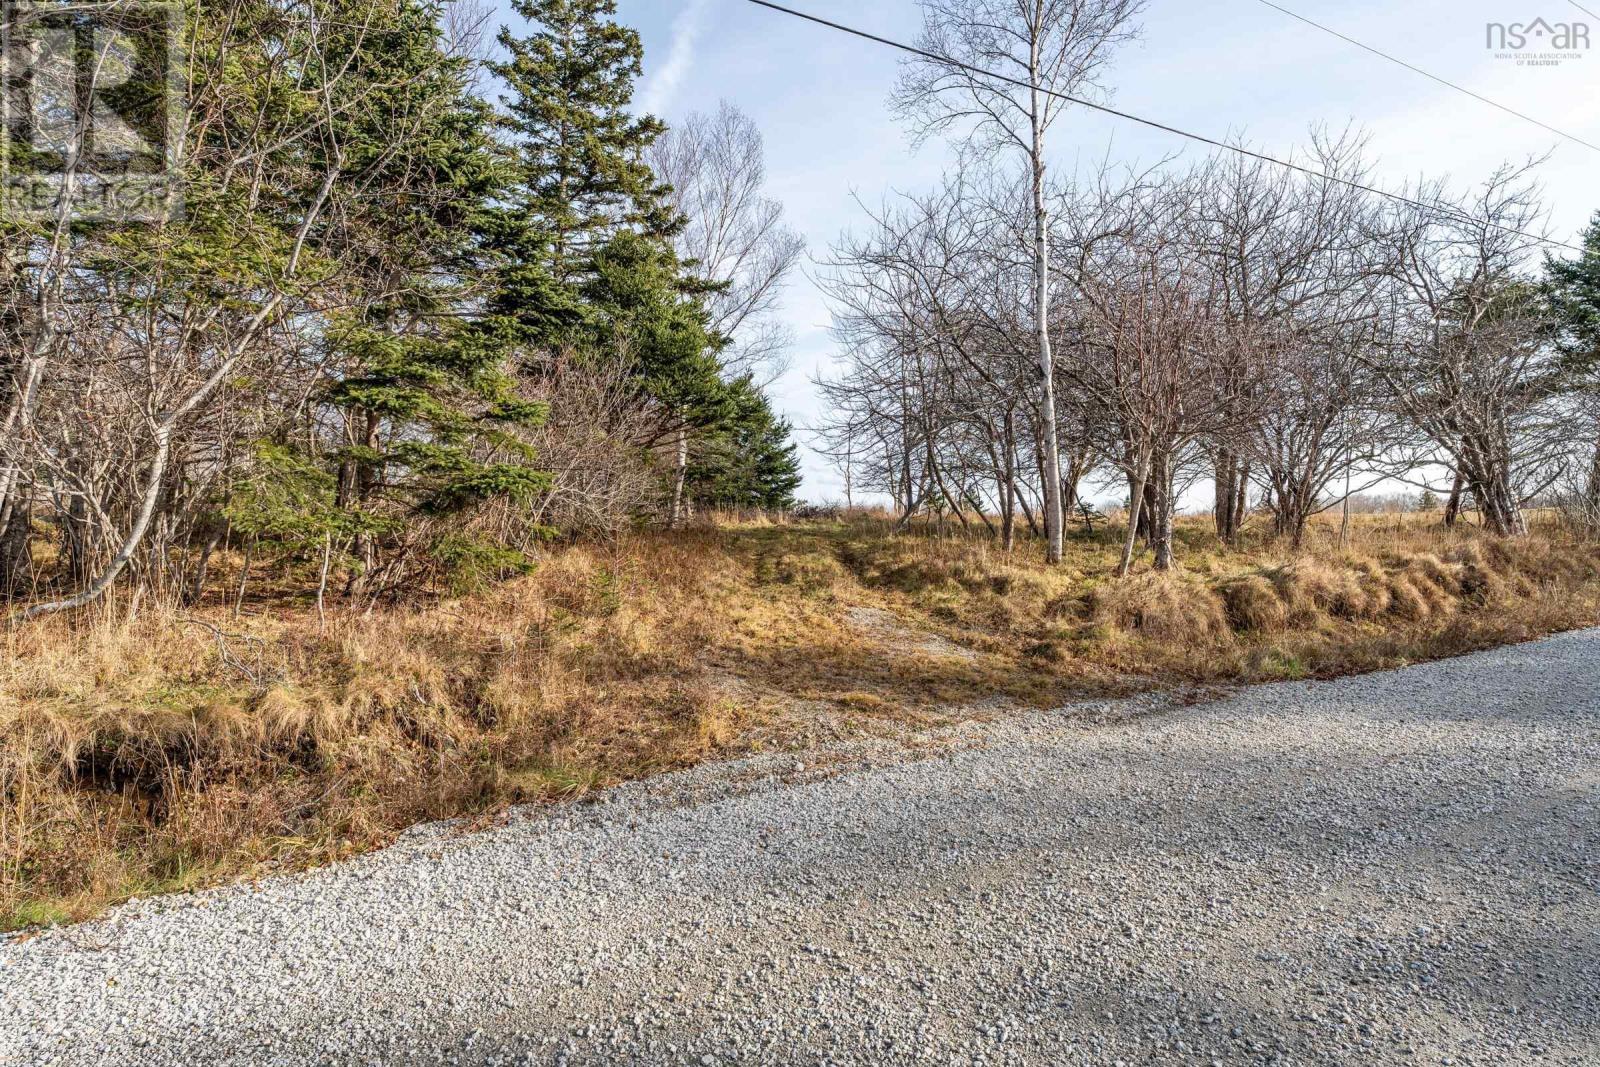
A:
1364;164;1560;537
894;0;1145;564
817;126;1571;571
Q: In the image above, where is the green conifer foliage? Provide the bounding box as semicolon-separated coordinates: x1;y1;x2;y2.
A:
687;378;803;511
491;0;676;284
1546;212;1600;375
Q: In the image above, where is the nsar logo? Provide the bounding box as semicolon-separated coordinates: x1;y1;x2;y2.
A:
1486;16;1590;66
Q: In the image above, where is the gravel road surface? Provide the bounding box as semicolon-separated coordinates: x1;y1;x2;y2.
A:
4;630;1599;1066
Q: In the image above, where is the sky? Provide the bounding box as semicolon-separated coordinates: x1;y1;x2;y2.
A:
501;0;1600;504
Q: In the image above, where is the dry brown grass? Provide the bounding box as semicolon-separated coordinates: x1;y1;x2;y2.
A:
1;536;738;928
6;512;1600;929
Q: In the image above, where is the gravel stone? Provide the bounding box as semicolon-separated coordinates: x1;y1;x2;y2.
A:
2;629;1598;1065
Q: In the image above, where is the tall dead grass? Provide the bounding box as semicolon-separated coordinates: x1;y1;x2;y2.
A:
5;514;1600;928
1;536;740;928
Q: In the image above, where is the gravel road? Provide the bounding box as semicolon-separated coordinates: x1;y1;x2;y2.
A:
4;630;1599;1067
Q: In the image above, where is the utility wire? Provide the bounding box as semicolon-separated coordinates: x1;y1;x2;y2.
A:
741;0;1587;255
1254;0;1600;155
1568;1;1598;22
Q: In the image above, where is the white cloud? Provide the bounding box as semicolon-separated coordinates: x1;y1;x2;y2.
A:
640;0;712;116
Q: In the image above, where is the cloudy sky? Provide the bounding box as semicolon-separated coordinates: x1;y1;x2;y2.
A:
499;0;1599;502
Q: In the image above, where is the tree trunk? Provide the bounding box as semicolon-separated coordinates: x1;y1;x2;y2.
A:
1214;448;1237;543
926;435;968;528
1000;409;1017;552
63;489;97;589
1477;471;1526;537
1213;451;1251;545
844;445;854;511
356;409;381;578
1232;463;1250;537
1138;479;1157;543
1063;442;1091;521
1017;485;1040;537
1274;480;1311;547
1586;440;1600;516
883;446;901;514
967;488;996;534
669;424;689;527
1456;428;1526;537
1030;60;1063;565
1443;468;1464;528
1288;495;1311;549
1147;452;1176;571
184;523;225;606
900;424;915;520
895;482;924;531
1118;456;1150;578
0;488;31;597
317;534;338;634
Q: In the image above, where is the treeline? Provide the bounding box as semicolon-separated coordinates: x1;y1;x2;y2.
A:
0;0;803;618
816;0;1600;573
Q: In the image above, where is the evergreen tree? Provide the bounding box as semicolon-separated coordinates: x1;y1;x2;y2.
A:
322;0;550;524
1547;212;1600;505
686;379;803;511
1546;212;1600;374
226;0;554;592
580;230;728;442
489;0;734;523
486;0;696;365
490;0;676;288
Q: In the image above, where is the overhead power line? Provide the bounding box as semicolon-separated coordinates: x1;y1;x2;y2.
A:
741;0;1587;256
1253;0;1600;155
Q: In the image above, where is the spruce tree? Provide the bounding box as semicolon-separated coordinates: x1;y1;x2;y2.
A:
686;378;803;511
580;230;729;442
491;0;676;286
251;0;551;591
337;1;551;572
486;0;706;366
1547;212;1600;505
490;0;734;521
1546;212;1600;374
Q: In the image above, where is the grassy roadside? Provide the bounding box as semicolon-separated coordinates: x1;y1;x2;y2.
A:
5;514;1600;929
